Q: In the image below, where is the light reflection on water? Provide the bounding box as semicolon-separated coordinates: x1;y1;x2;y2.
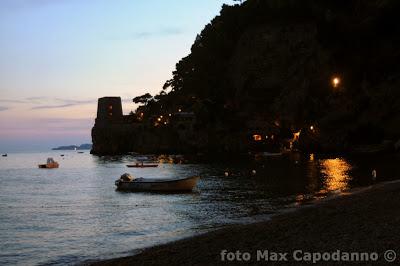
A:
320;158;352;191
0;151;399;265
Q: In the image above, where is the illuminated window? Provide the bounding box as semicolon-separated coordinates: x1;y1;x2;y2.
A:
108;105;113;110
253;134;262;141
293;131;301;140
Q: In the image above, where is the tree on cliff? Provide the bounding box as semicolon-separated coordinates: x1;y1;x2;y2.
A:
131;0;400;151
133;93;153;105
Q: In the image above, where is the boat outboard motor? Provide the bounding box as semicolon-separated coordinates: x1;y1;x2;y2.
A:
120;173;135;182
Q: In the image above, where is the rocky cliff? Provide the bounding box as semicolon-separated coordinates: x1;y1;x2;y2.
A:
92;0;400;155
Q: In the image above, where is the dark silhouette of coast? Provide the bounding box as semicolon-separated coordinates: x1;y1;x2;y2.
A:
91;0;400;156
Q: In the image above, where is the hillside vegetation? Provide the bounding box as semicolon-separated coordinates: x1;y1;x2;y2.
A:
94;0;400;154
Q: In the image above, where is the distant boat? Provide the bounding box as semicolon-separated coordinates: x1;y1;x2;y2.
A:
115;174;200;192
126;163;158;168
261;152;282;157
2;154;7;157
38;158;59;169
60;154;65;157
77;151;84;154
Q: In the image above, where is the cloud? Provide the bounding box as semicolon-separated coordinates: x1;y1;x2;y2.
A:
31;103;80;110
30;98;96;110
0;117;93;141
1;96;131;110
53;98;95;105
0;117;93;130
26;96;47;101
0;99;27;103
108;27;183;41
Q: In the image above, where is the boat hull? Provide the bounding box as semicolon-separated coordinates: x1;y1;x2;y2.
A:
38;163;59;169
126;164;158;168
115;176;200;192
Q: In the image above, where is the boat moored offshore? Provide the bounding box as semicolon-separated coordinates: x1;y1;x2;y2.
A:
38;158;59;169
115;174;199;192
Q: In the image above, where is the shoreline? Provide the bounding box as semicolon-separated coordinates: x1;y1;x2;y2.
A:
87;180;400;265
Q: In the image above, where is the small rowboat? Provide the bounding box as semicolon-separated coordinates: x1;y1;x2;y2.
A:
38;158;59;169
115;175;200;192
2;154;7;157
126;163;158;168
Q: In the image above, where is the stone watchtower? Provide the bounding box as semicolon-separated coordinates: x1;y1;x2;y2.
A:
95;97;123;125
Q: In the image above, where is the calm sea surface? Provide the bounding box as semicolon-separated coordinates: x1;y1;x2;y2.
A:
0;151;399;265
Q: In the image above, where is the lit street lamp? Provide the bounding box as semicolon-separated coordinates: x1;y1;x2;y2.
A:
332;77;341;88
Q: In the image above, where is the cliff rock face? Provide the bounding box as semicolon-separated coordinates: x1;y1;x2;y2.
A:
229;23;331;120
92;0;400;155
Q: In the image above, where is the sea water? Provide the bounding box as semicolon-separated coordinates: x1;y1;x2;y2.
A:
0;151;399;265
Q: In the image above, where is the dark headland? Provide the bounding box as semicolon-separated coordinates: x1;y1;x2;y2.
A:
91;0;400;156
52;144;92;151
88;0;400;265
89;181;400;266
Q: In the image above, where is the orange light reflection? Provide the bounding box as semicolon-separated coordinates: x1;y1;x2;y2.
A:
320;158;351;191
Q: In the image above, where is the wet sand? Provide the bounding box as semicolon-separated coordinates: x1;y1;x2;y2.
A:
89;181;400;265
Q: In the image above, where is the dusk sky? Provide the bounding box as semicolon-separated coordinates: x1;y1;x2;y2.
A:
0;0;234;151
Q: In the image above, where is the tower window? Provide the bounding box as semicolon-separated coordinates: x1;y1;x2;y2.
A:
253;134;262;141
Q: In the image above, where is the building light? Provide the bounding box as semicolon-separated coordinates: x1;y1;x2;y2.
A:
293;131;301;140
253;134;262;141
157;118;161;122
160;115;163;118
310;125;314;131
108;105;113;110
178;108;182;112
169;113;172;117
332;77;340;88
271;134;275;140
